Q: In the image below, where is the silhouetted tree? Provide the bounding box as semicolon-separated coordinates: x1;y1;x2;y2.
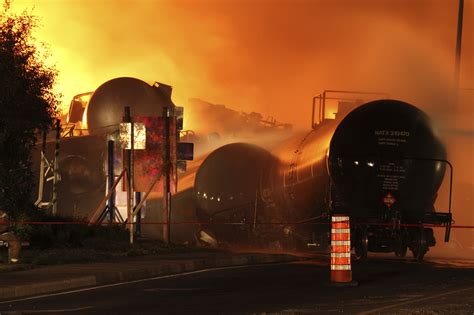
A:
0;1;59;221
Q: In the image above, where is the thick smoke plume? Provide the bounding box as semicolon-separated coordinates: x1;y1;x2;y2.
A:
10;0;472;124
10;0;473;258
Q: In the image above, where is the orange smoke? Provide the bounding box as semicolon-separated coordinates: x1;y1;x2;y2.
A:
9;0;473;255
8;0;472;126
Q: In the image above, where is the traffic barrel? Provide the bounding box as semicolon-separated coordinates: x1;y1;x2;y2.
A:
330;215;357;286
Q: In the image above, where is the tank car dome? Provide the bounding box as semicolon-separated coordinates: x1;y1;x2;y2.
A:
86;77;174;135
194;143;273;217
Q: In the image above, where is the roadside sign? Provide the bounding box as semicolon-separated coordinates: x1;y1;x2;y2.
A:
177;142;194;161
119;122;146;150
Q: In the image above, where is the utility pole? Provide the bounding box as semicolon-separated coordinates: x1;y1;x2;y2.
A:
107;140;115;225
52;119;60;216
163;106;172;244
124;106;134;244
454;0;464;91
135;191;142;236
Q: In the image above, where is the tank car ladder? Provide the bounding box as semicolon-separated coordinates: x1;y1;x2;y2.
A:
35;120;61;215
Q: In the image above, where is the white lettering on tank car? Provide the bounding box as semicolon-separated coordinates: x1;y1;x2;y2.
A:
374;130;410;147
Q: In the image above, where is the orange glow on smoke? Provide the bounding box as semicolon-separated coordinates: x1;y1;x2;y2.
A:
8;0;472;127
8;1;473;254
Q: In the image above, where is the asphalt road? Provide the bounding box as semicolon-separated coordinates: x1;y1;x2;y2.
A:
0;256;473;314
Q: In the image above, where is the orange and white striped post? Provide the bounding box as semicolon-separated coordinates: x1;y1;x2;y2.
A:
330;214;357;286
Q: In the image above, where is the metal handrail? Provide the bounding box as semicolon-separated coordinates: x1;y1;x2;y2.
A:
312;90;388;128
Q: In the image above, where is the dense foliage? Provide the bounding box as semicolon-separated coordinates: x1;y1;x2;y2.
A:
0;2;59;221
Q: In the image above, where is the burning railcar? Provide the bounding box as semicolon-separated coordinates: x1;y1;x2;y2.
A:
194;91;453;260
33;77;176;219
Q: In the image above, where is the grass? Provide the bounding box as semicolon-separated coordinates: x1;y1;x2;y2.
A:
0;240;219;267
0;223;221;268
0;262;35;273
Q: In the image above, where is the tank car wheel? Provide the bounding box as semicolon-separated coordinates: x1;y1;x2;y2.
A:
412;246;427;261
395;234;408;258
354;228;368;261
355;243;368;261
411;230;428;261
395;242;408;258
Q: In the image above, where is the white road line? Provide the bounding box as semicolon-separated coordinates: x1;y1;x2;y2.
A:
357;285;474;315
143;287;206;292
0;262;291;305
7;306;93;313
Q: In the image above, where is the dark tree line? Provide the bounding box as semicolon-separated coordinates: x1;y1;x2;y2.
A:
0;1;59;222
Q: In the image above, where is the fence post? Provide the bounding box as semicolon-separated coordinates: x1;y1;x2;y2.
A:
107;140;115;225
124;106;134;244
52;119;61;215
135;192;142;236
163;106;171;244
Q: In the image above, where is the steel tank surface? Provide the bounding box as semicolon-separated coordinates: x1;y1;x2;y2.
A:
264;120;340;223
194;143;276;244
86;77;172;134
192;98;450;257
34;77;176;220
266;100;446;223
328;100;446;222
32;135;106;219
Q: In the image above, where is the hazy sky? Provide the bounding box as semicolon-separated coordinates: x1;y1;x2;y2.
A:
9;0;473;128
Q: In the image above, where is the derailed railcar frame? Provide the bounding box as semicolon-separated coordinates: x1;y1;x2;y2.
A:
312;91;454;259
327;156;453;240
325;155;453;261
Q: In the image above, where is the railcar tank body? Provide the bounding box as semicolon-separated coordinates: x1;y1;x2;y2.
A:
257;118;342;246
265;117;339;222
328;100;446;221
194;143;277;245
328;100;448;259
193;95;452;260
86;77;172;135
34;77;175;219
193;102;353;247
